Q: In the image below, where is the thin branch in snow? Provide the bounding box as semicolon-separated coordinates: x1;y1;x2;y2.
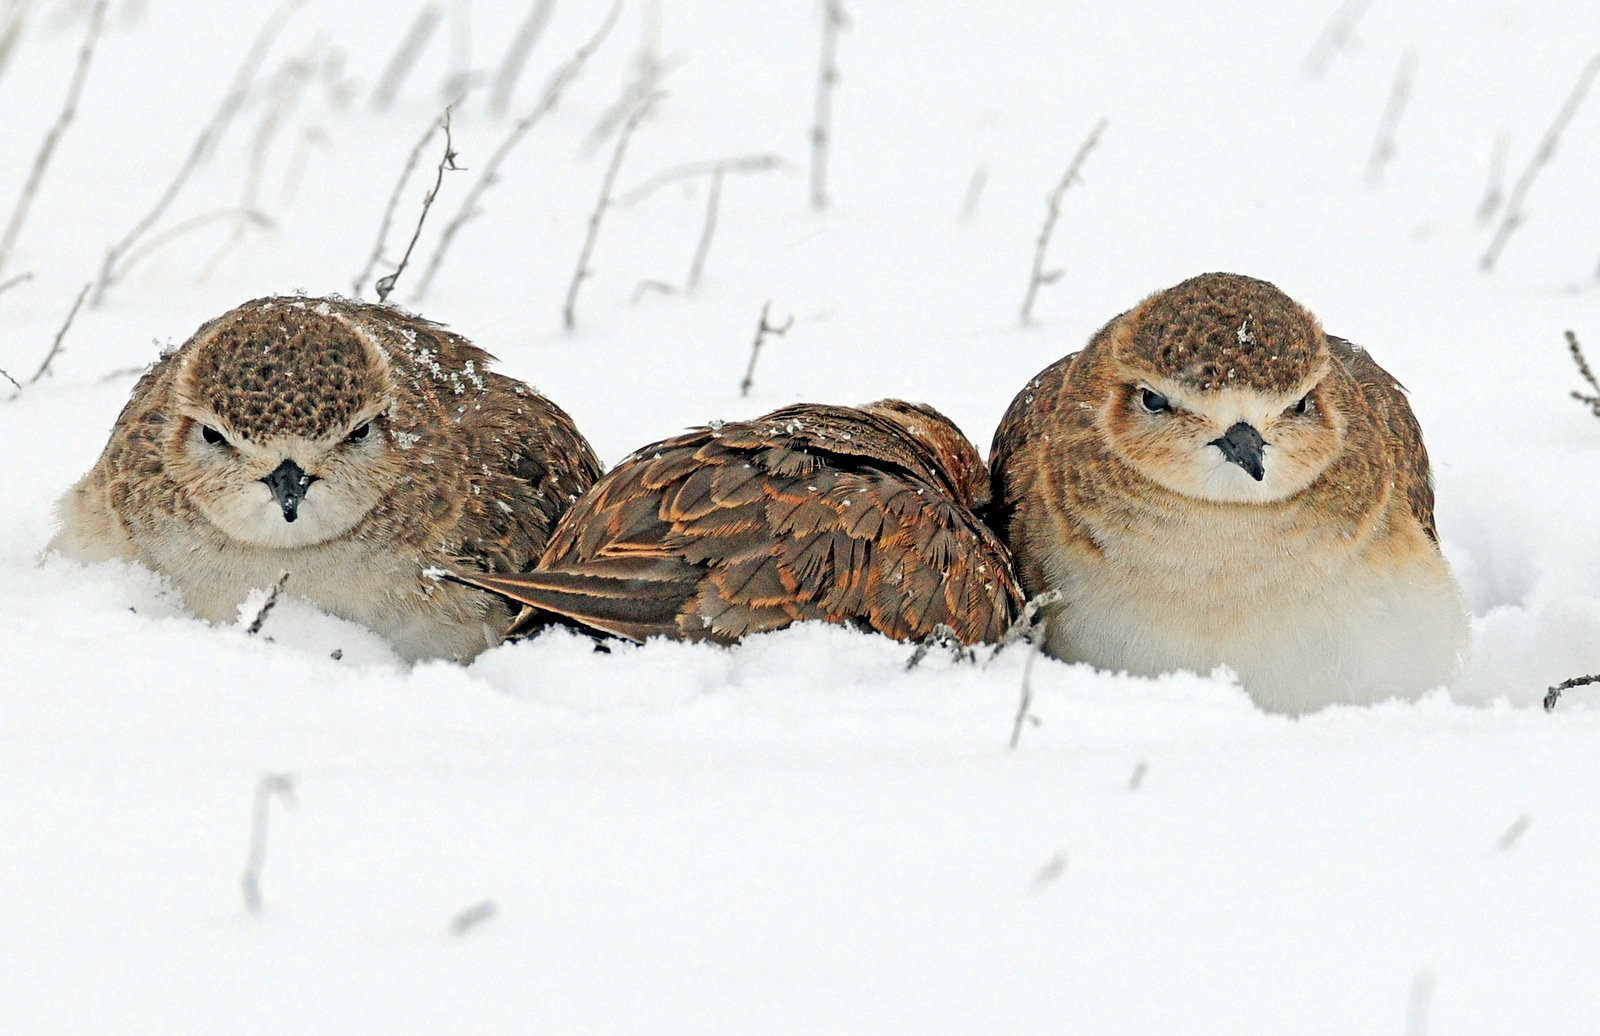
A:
1475;130;1509;224
1009;636;1042;750
1030;852;1067;891
240;773;297;916
987;589;1063;662
440;0;473;103
904;624;974;671
1020;118;1107;326
1129;761;1148;790
0;0;107;281
563;90;663;332
376;108;462;303
113;209;274;285
0;365;18;392
0;270;31;298
1404;968;1436;1036
91;0;308;307
1567;331;1600;419
355;116;440;298
684;165;725;294
1301;0;1372;80
960;165;987;223
449;899;497;936
29;281;89;385
619;154;787;207
487;0;554;115
1364;48;1417;187
585;7;678;155
0;0;33;86
1480;53;1600;273
244;570;291;635
739;299;793;397
414;0;621;301
809;0;848;210
1494;813;1532;853
370;3;441;111
1544;672;1599;711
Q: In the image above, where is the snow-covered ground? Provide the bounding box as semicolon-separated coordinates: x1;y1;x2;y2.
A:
2;0;1598;1030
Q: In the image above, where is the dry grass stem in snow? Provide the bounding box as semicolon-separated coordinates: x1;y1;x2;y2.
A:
28;281;88;385
449;900;497;936
415;0;622;301
90;0;309;307
1364;48;1417;187
809;0;847;210
1567;331;1600;418
375;108;460;303
1544;673;1600;711
369;3;440;112
240;773;297;916
1476;129;1509;224
0;270;30;297
244;571;291;636
622;154;786;294
1301;0;1373;79
738;299;793;397
563;90;663;332
1009;638;1042;750
0;0;107;281
1480;53;1600;272
1019;118;1107;325
0;0;32;86
960;165;988;222
487;0;554;116
353;115;439;297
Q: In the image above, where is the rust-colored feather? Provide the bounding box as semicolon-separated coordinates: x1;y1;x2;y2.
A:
452;400;1025;645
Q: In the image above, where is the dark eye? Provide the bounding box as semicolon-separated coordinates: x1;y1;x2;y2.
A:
1139;388;1170;413
201;425;227;447
347;423;370;442
1293;394;1313;416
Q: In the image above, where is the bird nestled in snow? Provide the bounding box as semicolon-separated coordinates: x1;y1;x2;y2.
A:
987;272;1469;712
449;400;1025;646
49;295;602;661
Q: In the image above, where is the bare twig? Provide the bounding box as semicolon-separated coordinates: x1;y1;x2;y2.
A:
355;116;440;297
1494;813;1532;853
488;0;554;115
1020;118;1107;325
1476;130;1509;224
0;271;31;297
904;624;974;671
29;282;89;384
1567;331;1600;418
0;0;33;87
244;570;291;635
1009;637;1042;750
1030;852;1067;891
91;0;308;307
370;3;441;111
0;366;19;392
960;165;988;223
563;90;663;332
115;209;274;283
240;773;297;916
1364;48;1417;187
415;0;622;301
1544;672;1599;711
441;0;472;103
739;299;794;396
449;899;497;936
1480;54;1600;273
0;0;107;281
585;0;676;152
686;166;725;294
376;109;461;303
809;0;848;210
1301;0;1373;80
988;589;1063;661
619;154;787;207
1129;761;1148;790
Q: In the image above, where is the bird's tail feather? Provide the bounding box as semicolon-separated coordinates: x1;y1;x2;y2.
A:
448;558;697;643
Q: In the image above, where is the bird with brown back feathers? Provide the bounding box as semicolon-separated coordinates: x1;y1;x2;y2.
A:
451;400;1024;645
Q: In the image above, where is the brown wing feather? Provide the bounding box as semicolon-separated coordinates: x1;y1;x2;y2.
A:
459;403;1025;645
1327;335;1438;542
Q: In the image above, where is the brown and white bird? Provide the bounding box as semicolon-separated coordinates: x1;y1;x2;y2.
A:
451;400;1024;645
988;272;1469;712
50;295;602;661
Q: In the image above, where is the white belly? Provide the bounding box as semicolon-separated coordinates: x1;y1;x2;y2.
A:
1040;514;1470;713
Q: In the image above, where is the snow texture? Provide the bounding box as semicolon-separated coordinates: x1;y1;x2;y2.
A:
1;0;1598;1031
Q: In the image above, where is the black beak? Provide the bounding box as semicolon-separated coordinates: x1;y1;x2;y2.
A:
261;459;317;522
1209;422;1266;482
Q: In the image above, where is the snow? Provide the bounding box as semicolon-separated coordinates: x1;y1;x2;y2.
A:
2;0;1599;1030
